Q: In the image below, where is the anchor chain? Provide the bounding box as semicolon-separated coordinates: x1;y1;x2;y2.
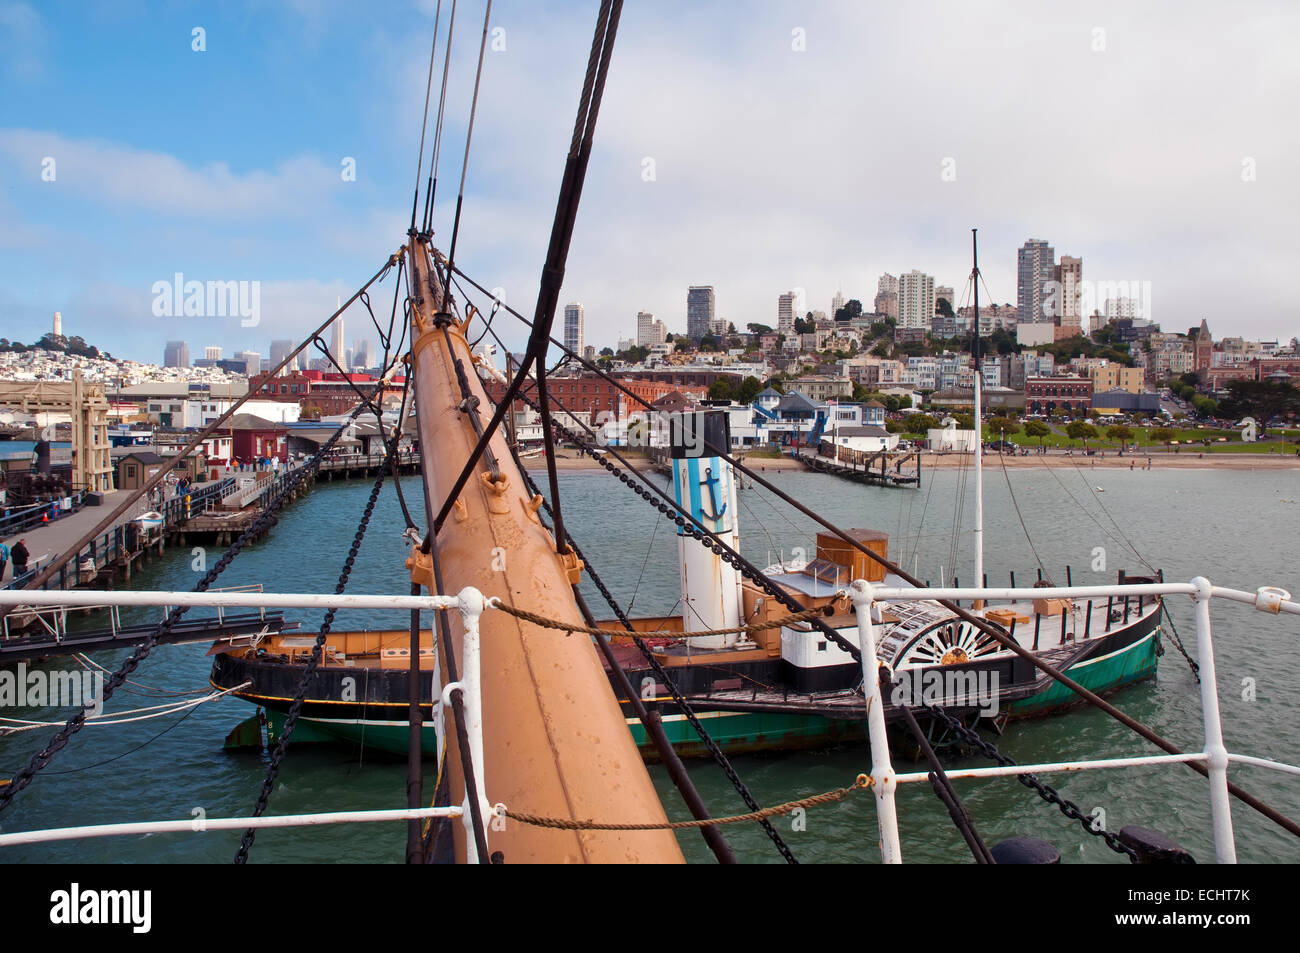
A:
514;463;801;864
235;414;405;863
917;700;1139;861
0;403;367;812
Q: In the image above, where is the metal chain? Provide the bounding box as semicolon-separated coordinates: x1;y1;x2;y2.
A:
518;391;863;661
514;464;800;864
917;700;1139;861
235;412;406;863
0;406;365;812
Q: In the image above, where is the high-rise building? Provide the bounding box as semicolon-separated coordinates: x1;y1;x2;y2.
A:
636;310;667;347
1017;239;1056;324
777;291;798;335
52;312;62;338
204;346;223;361
563;302;585;355
934;285;955;312
897;270;935;331
331;312;345;365
686;286;715;340
164;341;190;368
269;339;295;374
874;274;899;319
239;351;261;376
1054;255;1083;330
352;338;374;370
831;290;846;320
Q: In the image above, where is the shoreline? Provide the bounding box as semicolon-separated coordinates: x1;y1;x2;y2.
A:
527;450;1300;473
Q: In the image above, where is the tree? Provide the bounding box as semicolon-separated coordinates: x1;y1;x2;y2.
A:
736;376;763;403
870;340;891;358
1023;420;1051;448
674;338;692;352
1105;424;1134;449
599;347;614;356
834;299;864;322
708;378;734;401
1066;421;1099;448
747;323;773;335
1151;427;1175;449
1191;394;1218;418
1218;380;1300;423
904;413;939;434
986;417;1020;439
936;297;954;318
699;335;718;351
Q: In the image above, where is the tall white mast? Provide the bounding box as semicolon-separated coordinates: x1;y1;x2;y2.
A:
971;228;984;602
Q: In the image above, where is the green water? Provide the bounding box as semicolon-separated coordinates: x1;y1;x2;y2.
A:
2;462;1298;863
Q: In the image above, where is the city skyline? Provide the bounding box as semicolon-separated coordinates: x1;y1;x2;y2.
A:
2;2;1296;361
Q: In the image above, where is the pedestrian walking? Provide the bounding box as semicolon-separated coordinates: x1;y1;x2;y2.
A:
0;540;8;580
11;538;30;579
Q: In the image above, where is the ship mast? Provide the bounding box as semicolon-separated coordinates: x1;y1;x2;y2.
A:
971;227;984;603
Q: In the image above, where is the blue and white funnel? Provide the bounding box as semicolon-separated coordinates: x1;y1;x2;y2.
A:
670;410;742;649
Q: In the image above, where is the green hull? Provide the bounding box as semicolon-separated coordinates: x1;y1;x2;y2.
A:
264;709;441;755
1005;630;1159;716
257;631;1158;758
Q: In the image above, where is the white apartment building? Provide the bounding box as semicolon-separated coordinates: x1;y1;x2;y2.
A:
898;271;935;330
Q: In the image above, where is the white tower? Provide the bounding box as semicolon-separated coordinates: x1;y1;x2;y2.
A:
670;410;742;649
52;312;62;338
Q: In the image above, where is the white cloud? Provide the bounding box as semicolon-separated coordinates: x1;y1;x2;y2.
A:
0;129;343;218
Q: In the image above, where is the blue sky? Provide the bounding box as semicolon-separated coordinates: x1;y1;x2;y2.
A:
2;0;1297;363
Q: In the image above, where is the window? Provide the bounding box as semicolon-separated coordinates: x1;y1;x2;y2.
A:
817;641;827;652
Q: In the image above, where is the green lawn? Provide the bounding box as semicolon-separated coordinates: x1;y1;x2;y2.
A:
982;423;1298;452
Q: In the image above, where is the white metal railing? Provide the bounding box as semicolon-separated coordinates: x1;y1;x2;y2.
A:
2;603;124;642
0;578;1295;863
849;577;1299;866
159;583;267;624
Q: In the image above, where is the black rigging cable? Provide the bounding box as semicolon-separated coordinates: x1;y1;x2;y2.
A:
444;0;494;280
410;0;444;233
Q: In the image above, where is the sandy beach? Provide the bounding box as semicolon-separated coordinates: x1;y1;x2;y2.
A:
526;449;1300;473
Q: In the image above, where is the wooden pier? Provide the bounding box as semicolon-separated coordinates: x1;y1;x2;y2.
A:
795;442;922;487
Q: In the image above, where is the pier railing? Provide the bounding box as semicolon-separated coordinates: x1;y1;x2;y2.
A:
0;578;1295;862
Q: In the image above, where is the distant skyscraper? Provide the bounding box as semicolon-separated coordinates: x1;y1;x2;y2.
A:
563;302;585;355
1017;239;1056;324
874;273;899;319
239;351;261;376
52;312;62;338
831;290;846;319
269;339;295;374
934;286;955;312
1054;255;1083;330
686;286;715;340
636;310;666;347
204;346;222;361
164;341;190;368
897;271;935;331
352;338;374;370
777;291;798;335
331;310;345;364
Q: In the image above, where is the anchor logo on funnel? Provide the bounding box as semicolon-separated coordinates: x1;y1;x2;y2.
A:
699;467;727;520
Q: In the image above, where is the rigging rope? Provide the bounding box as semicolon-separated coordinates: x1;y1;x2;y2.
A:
0;402;370;812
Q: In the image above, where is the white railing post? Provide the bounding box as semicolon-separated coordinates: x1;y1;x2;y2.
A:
1190;576;1237;864
443;586;489;863
849;579;902;863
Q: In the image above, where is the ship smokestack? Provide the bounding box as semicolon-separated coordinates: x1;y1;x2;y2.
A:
670;410;742;648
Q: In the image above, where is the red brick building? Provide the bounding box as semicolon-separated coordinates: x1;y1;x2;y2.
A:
247;370;408;418
483;373;705;418
1025;376;1093;414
